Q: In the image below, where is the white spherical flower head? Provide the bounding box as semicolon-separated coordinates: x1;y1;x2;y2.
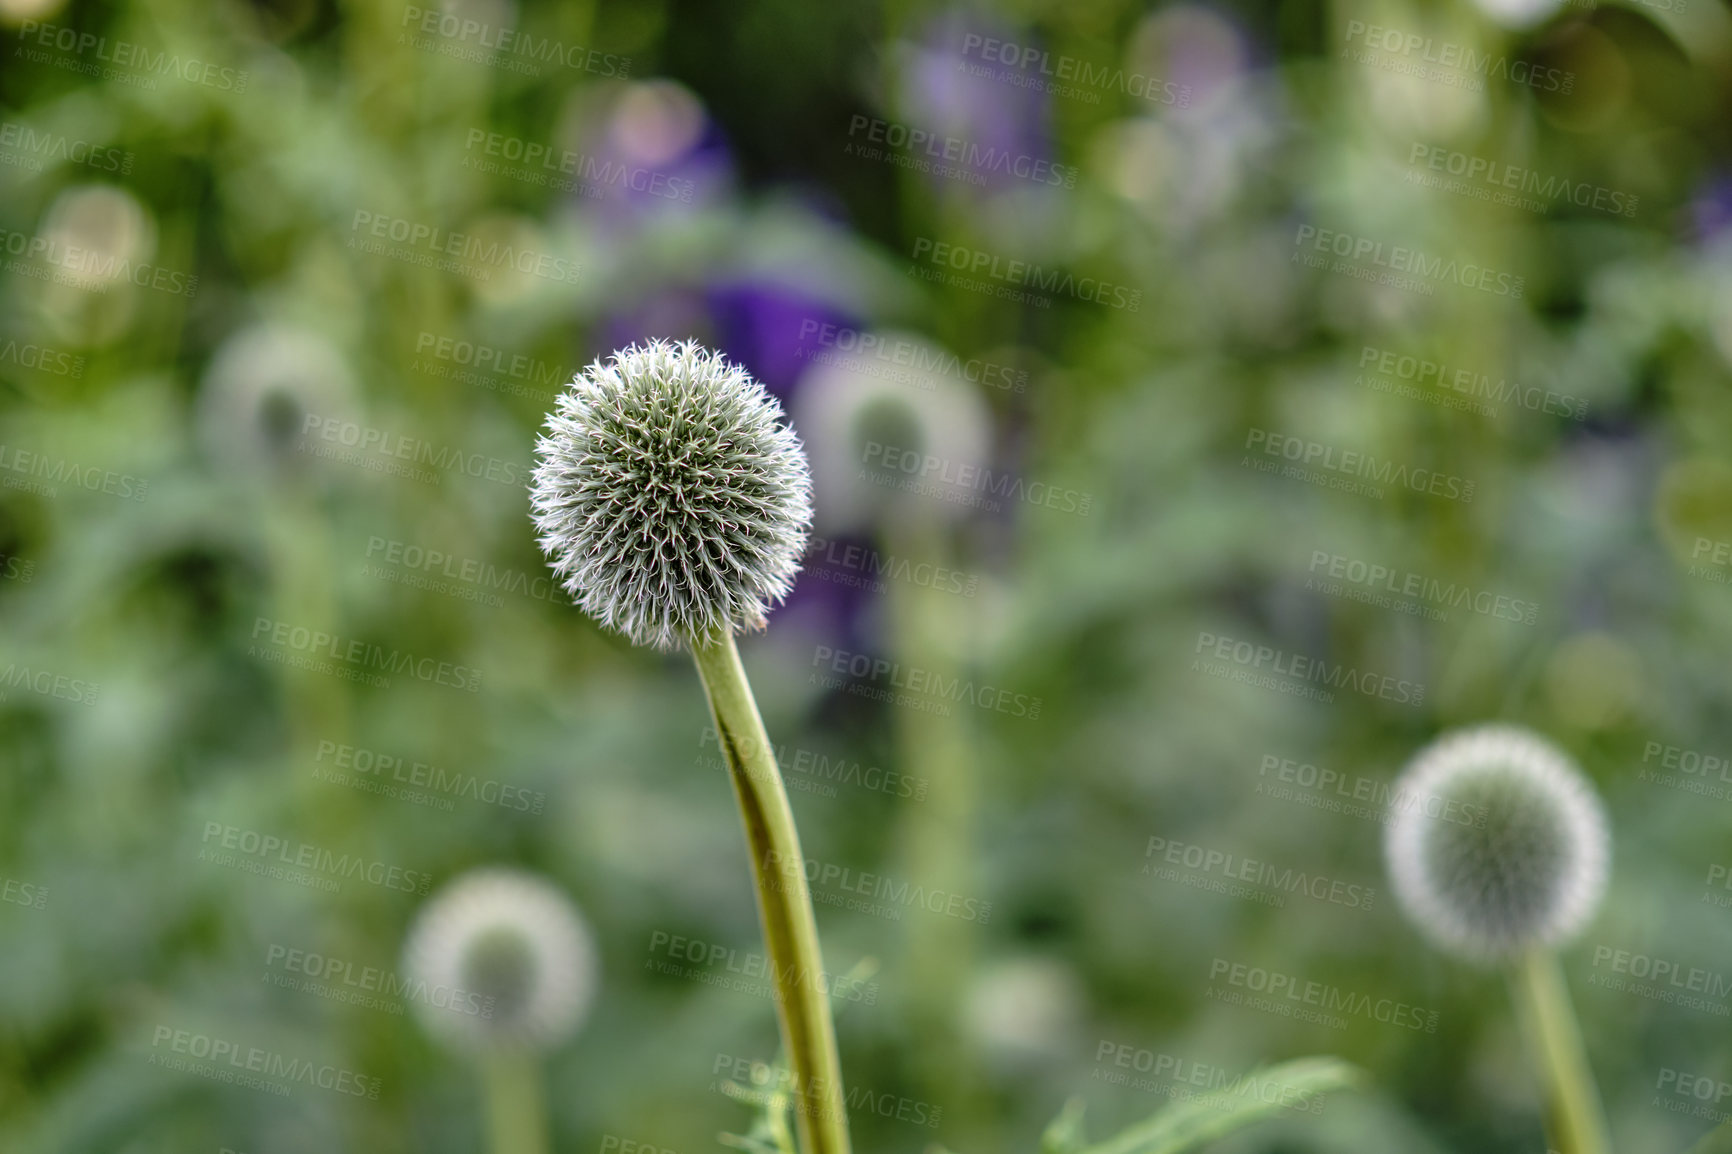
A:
402;868;598;1054
198;324;358;480
792;331;990;532
1384;725;1610;962
1469;0;1565;28
962;956;1086;1067
531;340;813;650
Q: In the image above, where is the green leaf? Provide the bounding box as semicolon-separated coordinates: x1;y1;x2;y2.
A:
1042;1096;1089;1154
715;1054;797;1154
1685;1118;1732;1154
1073;1056;1364;1154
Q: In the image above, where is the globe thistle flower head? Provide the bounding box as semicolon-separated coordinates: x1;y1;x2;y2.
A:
1468;0;1566;29
531;339;813;651
1384;725;1610;962
792;332;990;531
402;868;598;1054
962;956;1086;1069
198;324;357;482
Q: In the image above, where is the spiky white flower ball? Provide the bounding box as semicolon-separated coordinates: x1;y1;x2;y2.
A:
531;340;813;650
1384;725;1609;962
402;868;598;1054
791;332;990;531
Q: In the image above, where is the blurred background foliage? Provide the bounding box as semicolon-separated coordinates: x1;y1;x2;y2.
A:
1;0;1730;1151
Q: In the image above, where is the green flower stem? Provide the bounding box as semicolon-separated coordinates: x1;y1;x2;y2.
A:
690;630;852;1154
885;520;979;1120
482;1049;548;1154
1512;949;1611;1154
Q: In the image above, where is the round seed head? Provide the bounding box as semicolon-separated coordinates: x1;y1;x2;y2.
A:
1384;725;1610;962
962;955;1086;1068
197;324;357;481
791;332;990;530
43;184;154;290
402;868;598;1054
531;339;813;650
1468;0;1565;29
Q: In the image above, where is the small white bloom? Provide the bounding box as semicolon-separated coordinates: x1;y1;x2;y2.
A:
1384;725;1610;962
42;184;154;289
791;332;990;531
962;956;1085;1068
1469;0;1566;29
402;868;598;1053
197;324;357;480
531;340;813;650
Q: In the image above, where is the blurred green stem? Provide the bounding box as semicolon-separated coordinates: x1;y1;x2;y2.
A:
1512;949;1611;1154
885;518;980;1124
483;1049;547;1154
690;631;852;1154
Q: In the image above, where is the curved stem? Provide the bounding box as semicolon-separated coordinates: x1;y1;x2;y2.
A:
690;631;852;1154
482;1049;547;1154
1511;949;1612;1154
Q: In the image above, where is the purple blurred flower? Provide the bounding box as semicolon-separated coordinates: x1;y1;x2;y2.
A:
1130;5;1255;111
706;280;858;401
784;529;887;654
896;9;1055;192
596;288;712;362
576;80;734;227
1692;175;1732;244
597;280;859;404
